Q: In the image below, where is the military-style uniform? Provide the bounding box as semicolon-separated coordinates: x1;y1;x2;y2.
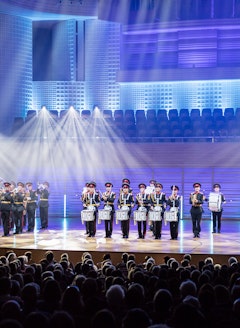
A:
210;183;226;233
37;182;50;229
150;183;166;239
0;182;13;237
12;182;25;234
117;183;134;238
25;182;38;232
190;182;205;238
135;183;150;239
82;181;100;237
167;185;181;240
101;182;116;238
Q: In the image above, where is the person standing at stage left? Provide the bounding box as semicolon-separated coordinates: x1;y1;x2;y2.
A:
0;182;13;237
118;182;134;239
167;185;181;240
101;182;116;238
37;182;50;229
190;182;205;238
209;183;226;233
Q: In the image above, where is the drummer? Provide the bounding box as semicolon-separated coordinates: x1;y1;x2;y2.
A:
166;185;181;240
150;183;166;239
135;183;150;239
210;183;226;233
117;182;134;239
82;181;100;237
101;182;116;238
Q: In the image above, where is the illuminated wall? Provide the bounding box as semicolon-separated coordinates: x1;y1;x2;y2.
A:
120;80;240;111
0;13;32;133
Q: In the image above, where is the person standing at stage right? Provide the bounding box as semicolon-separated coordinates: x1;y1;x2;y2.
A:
209;183;226;233
37;182;50;229
190;183;205;238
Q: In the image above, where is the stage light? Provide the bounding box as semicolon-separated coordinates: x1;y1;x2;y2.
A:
93;105;102;118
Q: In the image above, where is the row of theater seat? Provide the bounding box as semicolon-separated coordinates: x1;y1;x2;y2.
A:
11;108;240;139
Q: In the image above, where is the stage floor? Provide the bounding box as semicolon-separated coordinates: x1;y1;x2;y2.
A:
1;218;240;258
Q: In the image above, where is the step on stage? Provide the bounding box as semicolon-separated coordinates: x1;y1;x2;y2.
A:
0;218;240;266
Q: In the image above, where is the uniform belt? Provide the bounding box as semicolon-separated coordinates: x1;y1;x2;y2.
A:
14;202;23;205
154;204;162;206
28;201;36;203
40;198;48;201
104;203;114;205
86;204;98;206
121;204;131;206
1;201;11;204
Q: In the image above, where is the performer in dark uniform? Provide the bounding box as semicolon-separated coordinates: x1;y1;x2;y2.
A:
12;182;25;234
101;182;116;238
150;183;166;239
146;179;156;232
167;185;181;240
135;183;150;239
25;182;38;232
37;182;50;229
121;178;133;194
82;181;100;237
190;182;205;238
209;183;226;233
117;182;134;238
0;182;13;237
81;182;90;235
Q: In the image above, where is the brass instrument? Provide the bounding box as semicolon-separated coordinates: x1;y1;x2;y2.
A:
191;192;199;206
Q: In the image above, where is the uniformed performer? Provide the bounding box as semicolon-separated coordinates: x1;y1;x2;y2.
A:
190;182;205;238
146;179;156;232
135;183;150;239
101;182;116;238
25;182;38;232
150;182;166;239
117;182;134;238
12;182;25;234
167;185;181;240
0;182;13;237
82;181;100;237
37;182;50;229
121;178;132;194
210;183;226;233
81;182;90;235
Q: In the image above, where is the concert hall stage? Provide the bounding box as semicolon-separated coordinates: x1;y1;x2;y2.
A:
0;217;240;266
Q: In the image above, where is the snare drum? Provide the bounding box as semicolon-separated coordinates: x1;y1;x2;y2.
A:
87;205;96;212
164;208;178;222
116;210;129;223
134;211;147;222
148;211;162;222
154;206;162;212
121;205;129;211
208;192;222;212
104;205;112;211
81;210;94;224
98;209;110;223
